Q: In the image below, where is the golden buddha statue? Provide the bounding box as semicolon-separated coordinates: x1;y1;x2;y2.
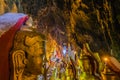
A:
10;31;45;80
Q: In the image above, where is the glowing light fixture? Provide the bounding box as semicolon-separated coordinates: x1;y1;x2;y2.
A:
104;57;108;62
63;46;66;55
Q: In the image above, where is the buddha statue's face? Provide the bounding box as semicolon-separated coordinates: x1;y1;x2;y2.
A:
24;36;44;75
11;31;45;78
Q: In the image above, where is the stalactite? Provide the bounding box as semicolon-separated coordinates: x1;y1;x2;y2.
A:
10;2;18;13
103;0;113;45
94;0;114;52
0;0;7;15
17;0;23;12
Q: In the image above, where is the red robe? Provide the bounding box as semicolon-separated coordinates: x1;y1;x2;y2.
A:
0;16;28;80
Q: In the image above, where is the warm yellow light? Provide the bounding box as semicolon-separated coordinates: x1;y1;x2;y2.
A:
104;57;108;62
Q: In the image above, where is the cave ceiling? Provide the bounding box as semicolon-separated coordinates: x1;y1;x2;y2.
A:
1;0;120;59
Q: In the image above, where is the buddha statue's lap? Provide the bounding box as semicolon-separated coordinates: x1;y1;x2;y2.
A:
10;31;45;80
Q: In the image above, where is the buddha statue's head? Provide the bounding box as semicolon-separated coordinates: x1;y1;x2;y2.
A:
10;31;45;80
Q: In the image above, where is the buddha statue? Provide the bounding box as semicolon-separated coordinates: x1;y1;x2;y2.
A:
0;13;45;80
10;31;45;80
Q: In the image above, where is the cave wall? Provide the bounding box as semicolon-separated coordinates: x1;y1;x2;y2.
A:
0;0;120;60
